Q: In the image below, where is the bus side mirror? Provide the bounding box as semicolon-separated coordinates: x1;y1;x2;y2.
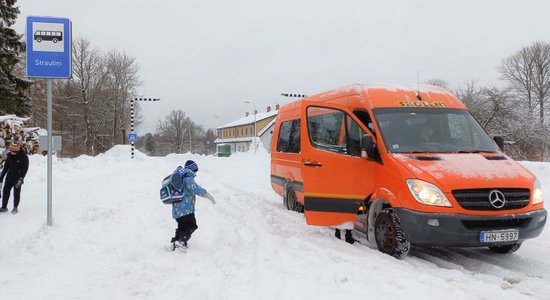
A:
493;136;505;151
362;134;375;159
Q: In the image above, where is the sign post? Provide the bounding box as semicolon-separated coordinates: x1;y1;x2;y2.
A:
26;16;72;226
130;97;159;159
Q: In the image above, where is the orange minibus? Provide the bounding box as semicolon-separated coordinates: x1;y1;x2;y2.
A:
270;83;546;258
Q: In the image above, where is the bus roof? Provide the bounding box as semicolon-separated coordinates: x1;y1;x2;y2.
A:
308;83;467;110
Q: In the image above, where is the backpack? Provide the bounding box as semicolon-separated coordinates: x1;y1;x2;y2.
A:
160;171;184;204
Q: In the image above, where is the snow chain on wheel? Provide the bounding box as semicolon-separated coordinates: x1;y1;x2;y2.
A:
284;184;303;213
374;208;410;259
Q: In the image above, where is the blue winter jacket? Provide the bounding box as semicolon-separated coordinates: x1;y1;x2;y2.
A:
172;166;207;219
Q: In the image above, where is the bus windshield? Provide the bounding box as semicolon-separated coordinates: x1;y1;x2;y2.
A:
373;107;499;154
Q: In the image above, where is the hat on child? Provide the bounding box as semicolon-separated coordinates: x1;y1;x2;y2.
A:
184;160;199;172
8;143;21;152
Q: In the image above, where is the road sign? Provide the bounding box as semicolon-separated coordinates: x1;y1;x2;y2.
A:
26;16;72;78
128;133;138;143
39;135;62;151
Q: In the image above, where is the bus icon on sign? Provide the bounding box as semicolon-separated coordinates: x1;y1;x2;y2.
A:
34;30;63;43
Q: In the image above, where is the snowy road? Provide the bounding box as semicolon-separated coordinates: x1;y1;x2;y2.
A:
0;146;548;299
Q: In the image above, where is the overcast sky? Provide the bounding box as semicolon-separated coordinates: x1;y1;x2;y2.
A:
15;0;550;133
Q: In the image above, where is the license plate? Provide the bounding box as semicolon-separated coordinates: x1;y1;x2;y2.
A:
480;229;519;243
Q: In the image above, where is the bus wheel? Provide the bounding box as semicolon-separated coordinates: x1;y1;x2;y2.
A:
284;183;303;213
52;38;58;43
374;209;410;259
36;38;42;42
488;242;522;254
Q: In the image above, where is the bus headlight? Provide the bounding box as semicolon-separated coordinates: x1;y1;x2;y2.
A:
406;179;452;207
533;179;544;205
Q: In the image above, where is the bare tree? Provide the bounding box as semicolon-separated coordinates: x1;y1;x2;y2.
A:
500;41;550;160
531;42;550;124
156;110;192;153
105;49;141;146
156;110;206;154
204;128;216;154
425;79;450;89
454;81;485;120
500;41;550;123
70;38;109;155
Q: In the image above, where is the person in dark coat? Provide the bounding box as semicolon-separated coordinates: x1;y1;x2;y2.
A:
0;144;29;214
170;160;216;250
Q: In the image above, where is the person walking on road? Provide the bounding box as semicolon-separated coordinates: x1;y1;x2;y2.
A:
0;143;29;214
170;160;216;250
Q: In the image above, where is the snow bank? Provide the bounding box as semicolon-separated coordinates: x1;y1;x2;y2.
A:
0;150;548;299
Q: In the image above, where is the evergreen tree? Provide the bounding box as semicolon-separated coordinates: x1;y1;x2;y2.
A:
0;0;31;115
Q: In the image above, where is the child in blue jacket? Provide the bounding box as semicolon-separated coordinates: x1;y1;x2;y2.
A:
171;160;215;250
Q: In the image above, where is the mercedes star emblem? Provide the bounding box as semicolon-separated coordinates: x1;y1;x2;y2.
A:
488;190;506;209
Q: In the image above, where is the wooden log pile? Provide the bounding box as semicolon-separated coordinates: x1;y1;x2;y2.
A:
0;115;47;166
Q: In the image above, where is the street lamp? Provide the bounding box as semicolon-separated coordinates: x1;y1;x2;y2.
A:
244;101;257;153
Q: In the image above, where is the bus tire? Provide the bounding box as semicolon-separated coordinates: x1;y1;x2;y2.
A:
284;182;303;213
52;38;58;43
36;37;42;43
374;209;410;259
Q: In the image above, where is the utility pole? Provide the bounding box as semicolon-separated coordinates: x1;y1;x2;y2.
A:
130;97;160;158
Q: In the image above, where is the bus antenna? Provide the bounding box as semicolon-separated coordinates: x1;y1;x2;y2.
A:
416;71;423;101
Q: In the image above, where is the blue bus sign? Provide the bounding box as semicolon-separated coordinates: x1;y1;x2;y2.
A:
128;133;138;143
26;16;72;78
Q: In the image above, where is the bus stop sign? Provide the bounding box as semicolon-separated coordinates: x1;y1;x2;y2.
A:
26;16;72;78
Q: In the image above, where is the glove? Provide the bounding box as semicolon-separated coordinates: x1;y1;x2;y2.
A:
15;178;23;188
205;192;216;204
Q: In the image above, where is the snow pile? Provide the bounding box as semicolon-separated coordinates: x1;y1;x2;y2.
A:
0;147;548;299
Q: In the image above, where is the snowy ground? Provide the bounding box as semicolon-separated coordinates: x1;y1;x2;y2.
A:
0;146;548;300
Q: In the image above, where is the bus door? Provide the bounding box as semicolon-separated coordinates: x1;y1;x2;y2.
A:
301;104;374;227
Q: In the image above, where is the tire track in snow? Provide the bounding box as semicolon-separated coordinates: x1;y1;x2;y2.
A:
197;155;548;299
407;246;550;299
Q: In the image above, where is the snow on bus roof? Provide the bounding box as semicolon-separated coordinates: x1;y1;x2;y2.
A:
322;83;454;96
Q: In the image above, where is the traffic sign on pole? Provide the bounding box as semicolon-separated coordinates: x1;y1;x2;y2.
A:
26;16;72;78
128;133;138;143
26;16;72;227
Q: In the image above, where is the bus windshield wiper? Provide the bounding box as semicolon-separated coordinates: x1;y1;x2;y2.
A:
398;151;431;154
